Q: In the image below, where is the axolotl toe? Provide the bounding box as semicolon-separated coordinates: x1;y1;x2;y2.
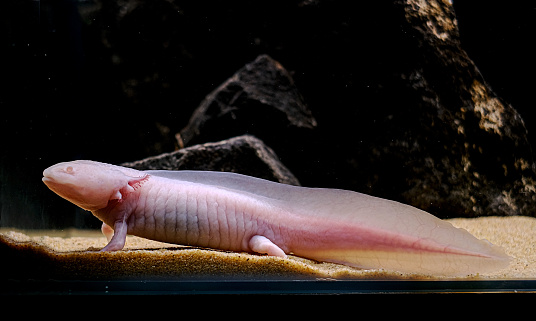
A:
42;160;511;276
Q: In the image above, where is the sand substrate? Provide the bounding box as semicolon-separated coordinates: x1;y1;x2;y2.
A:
1;216;535;280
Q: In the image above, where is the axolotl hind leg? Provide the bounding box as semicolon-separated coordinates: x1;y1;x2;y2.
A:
249;235;287;258
100;219;128;251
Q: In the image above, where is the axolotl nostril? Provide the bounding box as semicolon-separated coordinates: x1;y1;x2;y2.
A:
42;160;511;276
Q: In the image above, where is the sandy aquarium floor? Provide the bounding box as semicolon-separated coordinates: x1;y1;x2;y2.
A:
1;216;535;280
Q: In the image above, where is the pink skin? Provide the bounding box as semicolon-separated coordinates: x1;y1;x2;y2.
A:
42;160;511;276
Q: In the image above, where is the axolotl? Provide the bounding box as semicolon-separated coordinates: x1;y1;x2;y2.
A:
42;160;511;276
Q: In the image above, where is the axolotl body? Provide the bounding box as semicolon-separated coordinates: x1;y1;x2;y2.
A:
42;160;511;276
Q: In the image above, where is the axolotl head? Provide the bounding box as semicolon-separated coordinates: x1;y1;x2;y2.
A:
42;160;148;211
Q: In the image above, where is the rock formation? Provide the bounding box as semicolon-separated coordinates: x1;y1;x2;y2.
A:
123;135;300;186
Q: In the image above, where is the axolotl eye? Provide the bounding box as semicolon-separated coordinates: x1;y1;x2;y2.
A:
64;166;75;175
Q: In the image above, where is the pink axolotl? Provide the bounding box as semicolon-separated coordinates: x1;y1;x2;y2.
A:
42;160;511;276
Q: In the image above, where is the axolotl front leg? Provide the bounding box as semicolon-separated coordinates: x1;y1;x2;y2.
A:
100;219;129;252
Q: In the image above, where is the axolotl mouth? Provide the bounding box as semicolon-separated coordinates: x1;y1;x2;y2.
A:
42;168;62;189
42;174;57;188
42;175;66;199
42;175;54;184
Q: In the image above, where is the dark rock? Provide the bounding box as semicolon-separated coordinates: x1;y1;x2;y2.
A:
332;0;536;218
122;135;300;186
177;54;317;149
398;1;536;217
